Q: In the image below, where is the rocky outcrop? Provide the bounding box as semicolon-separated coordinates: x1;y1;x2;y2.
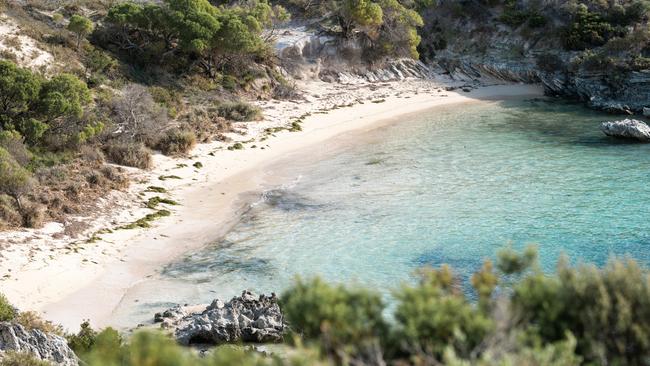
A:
155;291;284;346
600;119;650;142
0;322;78;365
434;55;650;115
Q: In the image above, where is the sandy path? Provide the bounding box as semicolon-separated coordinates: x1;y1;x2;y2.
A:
0;80;542;330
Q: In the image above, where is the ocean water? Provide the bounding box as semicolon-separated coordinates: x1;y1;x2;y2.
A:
120;98;650;323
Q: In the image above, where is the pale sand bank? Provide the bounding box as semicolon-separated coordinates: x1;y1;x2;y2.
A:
0;80;543;330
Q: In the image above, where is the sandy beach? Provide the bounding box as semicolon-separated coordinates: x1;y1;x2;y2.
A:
0;78;543;330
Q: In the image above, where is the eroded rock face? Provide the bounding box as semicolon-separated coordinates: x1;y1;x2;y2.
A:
155;291;284;346
600;119;650;141
0;322;78;365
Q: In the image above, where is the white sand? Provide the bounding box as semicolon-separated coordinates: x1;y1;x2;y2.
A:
0;78;542;330
0;15;54;71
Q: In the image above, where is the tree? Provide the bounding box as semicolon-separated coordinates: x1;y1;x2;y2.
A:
38;74;91;122
0;147;34;211
0;60;93;146
0;60;41;125
339;0;383;39
68;14;94;49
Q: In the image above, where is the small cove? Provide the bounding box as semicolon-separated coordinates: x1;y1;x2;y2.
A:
109;97;650;327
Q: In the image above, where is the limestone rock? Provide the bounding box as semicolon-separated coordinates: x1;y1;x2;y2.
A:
0;322;78;365
156;291;284;346
600;119;650;142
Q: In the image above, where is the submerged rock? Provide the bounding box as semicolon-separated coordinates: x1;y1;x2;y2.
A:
155;291;284;346
600;119;650;142
0;322;78;365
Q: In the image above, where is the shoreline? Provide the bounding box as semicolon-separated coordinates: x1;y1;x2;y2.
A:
0;79;543;330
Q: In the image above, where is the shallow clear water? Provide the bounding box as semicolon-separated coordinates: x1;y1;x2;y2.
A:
124;98;650;322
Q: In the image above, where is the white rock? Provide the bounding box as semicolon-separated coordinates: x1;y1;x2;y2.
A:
600;119;650;142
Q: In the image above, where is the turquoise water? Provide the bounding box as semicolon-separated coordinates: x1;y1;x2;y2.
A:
144;98;650;316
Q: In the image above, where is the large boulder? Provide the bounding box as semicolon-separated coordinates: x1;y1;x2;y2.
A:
0;322;78;365
155;291;284;346
600;119;650;142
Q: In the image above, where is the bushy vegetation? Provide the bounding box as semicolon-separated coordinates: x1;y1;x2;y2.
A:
279;247;650;365
156;129;197;156
101;0;283;79
216;101;263;122
289;0;424;59
0;248;632;365
104;143;152;170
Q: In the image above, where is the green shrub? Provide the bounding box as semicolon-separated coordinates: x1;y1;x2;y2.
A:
216;101;262;122
393;265;493;359
563;5;616;50
149;86;182;118
66;321;98;355
281;277;387;355
105;142;152;169
156;129;196;156
0;293;16;321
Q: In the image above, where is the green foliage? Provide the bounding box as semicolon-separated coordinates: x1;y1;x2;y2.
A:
38;74;91;121
496;244;538;275
67;321;99;355
281;277;387;355
0;60;41;122
394;265;493;359
105;0;270;78
563;4;616;50
77;329;320;366
68;14;94;49
328;0;423;59
0;60;92;146
513;258;650;365
341;0;383;34
0;293;16;321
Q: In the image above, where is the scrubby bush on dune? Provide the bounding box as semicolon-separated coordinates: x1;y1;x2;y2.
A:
104;142;152;170
156;129;197;156
216;101;263;122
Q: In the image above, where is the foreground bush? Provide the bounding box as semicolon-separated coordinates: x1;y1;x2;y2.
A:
8;248;650;365
105;143;152;170
280;247;650;365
